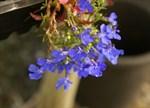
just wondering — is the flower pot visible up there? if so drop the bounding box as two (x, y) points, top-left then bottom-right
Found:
(76, 0), (150, 108)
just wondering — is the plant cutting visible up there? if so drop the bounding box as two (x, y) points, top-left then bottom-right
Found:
(28, 0), (124, 92)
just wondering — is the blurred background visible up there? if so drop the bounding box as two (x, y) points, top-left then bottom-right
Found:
(76, 0), (150, 108)
(0, 0), (150, 108)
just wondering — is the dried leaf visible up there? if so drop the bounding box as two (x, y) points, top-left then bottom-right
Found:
(59, 0), (68, 4)
(30, 13), (42, 21)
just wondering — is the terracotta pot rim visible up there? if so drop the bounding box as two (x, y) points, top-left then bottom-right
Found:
(115, 0), (150, 13)
(117, 52), (150, 66)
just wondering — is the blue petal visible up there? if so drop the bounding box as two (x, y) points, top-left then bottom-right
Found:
(109, 12), (117, 20)
(64, 80), (72, 92)
(102, 46), (124, 65)
(47, 63), (55, 72)
(72, 52), (86, 61)
(82, 35), (94, 45)
(28, 64), (39, 73)
(106, 26), (113, 39)
(59, 55), (66, 61)
(100, 24), (106, 33)
(109, 12), (118, 25)
(78, 70), (88, 78)
(68, 49), (77, 57)
(51, 50), (61, 57)
(64, 63), (72, 74)
(87, 5), (94, 12)
(97, 54), (105, 63)
(111, 47), (122, 56)
(101, 37), (111, 44)
(84, 57), (92, 64)
(29, 73), (42, 80)
(90, 67), (102, 77)
(57, 64), (64, 74)
(40, 65), (48, 72)
(78, 28), (93, 45)
(107, 33), (113, 39)
(72, 64), (79, 72)
(78, 0), (93, 12)
(84, 28), (91, 35)
(95, 42), (104, 51)
(56, 78), (65, 90)
(37, 58), (47, 66)
(78, 0), (84, 5)
(38, 63), (55, 72)
(53, 55), (66, 63)
(114, 33), (121, 40)
(119, 49), (124, 55)
(99, 63), (106, 71)
(110, 56), (118, 65)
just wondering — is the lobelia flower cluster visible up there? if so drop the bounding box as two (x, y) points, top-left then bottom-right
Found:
(28, 0), (124, 91)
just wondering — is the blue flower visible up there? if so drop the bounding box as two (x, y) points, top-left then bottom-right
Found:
(95, 41), (106, 52)
(51, 50), (68, 63)
(108, 12), (118, 26)
(28, 64), (44, 80)
(76, 63), (90, 78)
(97, 54), (105, 64)
(87, 60), (106, 77)
(54, 61), (73, 74)
(37, 58), (55, 72)
(87, 48), (99, 59)
(78, 70), (88, 78)
(106, 25), (121, 40)
(56, 77), (72, 91)
(97, 24), (111, 44)
(37, 57), (47, 66)
(102, 46), (124, 64)
(64, 62), (73, 75)
(97, 24), (121, 45)
(78, 28), (94, 46)
(78, 0), (94, 12)
(27, 0), (125, 92)
(55, 63), (64, 74)
(68, 47), (87, 62)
